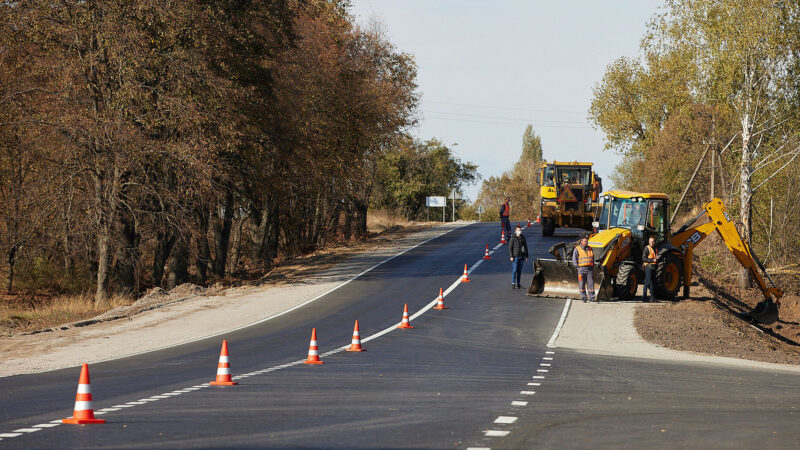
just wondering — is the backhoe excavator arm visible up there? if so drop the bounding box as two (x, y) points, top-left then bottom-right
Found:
(670, 198), (783, 323)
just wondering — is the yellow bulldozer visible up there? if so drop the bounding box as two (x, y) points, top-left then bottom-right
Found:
(528, 190), (782, 325)
(539, 161), (602, 236)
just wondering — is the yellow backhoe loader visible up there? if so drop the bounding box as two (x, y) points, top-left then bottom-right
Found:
(528, 190), (782, 325)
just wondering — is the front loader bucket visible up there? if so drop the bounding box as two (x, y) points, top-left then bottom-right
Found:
(745, 299), (779, 325)
(528, 259), (608, 300)
(527, 259), (581, 299)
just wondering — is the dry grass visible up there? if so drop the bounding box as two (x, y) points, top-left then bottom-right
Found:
(0, 292), (134, 336)
(367, 209), (416, 233)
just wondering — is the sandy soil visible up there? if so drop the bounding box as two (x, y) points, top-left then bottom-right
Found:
(0, 223), (466, 377)
(634, 270), (800, 366)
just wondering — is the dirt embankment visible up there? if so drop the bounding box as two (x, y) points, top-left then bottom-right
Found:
(635, 269), (800, 366)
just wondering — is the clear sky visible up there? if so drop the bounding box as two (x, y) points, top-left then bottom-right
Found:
(349, 0), (664, 201)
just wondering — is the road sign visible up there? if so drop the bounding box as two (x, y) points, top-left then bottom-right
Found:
(426, 196), (446, 207)
(476, 205), (485, 213)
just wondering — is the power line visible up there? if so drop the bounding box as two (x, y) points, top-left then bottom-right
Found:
(423, 109), (587, 125)
(424, 100), (586, 115)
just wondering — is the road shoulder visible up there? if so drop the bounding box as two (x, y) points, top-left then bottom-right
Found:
(556, 300), (800, 373)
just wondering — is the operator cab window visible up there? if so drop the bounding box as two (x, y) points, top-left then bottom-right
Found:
(543, 166), (555, 187)
(647, 199), (666, 243)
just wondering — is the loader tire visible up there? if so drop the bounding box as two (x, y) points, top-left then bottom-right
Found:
(542, 219), (555, 237)
(655, 253), (682, 300)
(614, 263), (638, 300)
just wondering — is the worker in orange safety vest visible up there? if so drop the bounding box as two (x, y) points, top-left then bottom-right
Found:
(642, 235), (658, 302)
(571, 237), (595, 302)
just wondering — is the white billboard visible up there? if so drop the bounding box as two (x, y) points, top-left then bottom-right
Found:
(426, 196), (446, 207)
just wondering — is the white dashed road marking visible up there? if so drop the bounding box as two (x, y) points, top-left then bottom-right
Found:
(520, 390), (536, 395)
(511, 401), (528, 406)
(494, 416), (517, 424)
(484, 430), (510, 437)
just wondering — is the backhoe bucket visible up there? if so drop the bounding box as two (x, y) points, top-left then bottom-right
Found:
(745, 299), (779, 325)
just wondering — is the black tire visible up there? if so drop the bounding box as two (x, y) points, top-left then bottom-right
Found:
(542, 219), (555, 236)
(655, 253), (682, 300)
(614, 263), (638, 300)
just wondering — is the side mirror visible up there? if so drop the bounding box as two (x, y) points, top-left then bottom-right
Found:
(592, 221), (599, 228)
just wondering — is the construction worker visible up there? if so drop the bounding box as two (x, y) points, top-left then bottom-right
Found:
(642, 235), (658, 302)
(572, 237), (595, 301)
(508, 225), (528, 289)
(499, 196), (512, 239)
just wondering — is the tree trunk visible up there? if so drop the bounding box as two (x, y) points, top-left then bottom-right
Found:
(5, 244), (17, 293)
(93, 161), (121, 307)
(212, 190), (235, 278)
(165, 237), (189, 290)
(353, 200), (368, 240)
(195, 205), (211, 284)
(152, 229), (176, 288)
(738, 111), (753, 289)
(114, 210), (139, 295)
(228, 218), (244, 274)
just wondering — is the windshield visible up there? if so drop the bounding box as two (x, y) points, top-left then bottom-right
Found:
(542, 165), (555, 187)
(556, 166), (590, 185)
(598, 196), (646, 231)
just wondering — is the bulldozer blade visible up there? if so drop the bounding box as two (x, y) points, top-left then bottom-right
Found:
(745, 299), (779, 325)
(527, 259), (583, 299)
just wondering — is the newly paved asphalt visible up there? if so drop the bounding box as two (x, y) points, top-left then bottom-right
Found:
(1, 222), (799, 449)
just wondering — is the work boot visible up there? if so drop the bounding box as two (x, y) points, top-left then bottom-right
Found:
(582, 297), (587, 303)
(516, 283), (521, 289)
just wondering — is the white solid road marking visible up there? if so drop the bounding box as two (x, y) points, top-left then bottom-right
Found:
(546, 299), (571, 348)
(520, 391), (536, 395)
(112, 404), (135, 408)
(485, 430), (510, 437)
(494, 416), (517, 424)
(511, 401), (528, 406)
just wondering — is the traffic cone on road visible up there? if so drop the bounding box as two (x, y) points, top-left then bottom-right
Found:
(398, 304), (414, 329)
(536, 214), (541, 224)
(527, 218), (532, 228)
(433, 288), (448, 310)
(483, 244), (491, 260)
(346, 320), (366, 352)
(461, 264), (471, 282)
(500, 230), (507, 244)
(62, 363), (105, 424)
(209, 340), (237, 385)
(304, 328), (324, 364)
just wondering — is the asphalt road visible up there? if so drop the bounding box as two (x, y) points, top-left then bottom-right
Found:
(1, 222), (799, 449)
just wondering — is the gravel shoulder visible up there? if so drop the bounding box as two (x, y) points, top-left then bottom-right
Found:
(0, 223), (467, 378)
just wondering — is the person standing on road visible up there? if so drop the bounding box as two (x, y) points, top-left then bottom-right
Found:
(500, 196), (512, 239)
(642, 235), (658, 302)
(572, 237), (595, 301)
(508, 225), (528, 289)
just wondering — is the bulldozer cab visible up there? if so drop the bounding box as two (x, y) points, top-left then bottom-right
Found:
(596, 192), (669, 246)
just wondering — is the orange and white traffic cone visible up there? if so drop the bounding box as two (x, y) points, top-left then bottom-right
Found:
(433, 288), (448, 310)
(209, 340), (237, 385)
(500, 229), (507, 244)
(62, 363), (105, 424)
(461, 264), (471, 282)
(304, 328), (324, 364)
(346, 320), (366, 352)
(398, 304), (414, 329)
(527, 218), (532, 228)
(536, 214), (541, 224)
(483, 244), (491, 260)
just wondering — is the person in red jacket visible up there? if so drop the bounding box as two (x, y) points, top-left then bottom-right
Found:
(499, 197), (512, 239)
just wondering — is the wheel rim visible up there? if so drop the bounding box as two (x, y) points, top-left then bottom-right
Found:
(664, 263), (679, 291)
